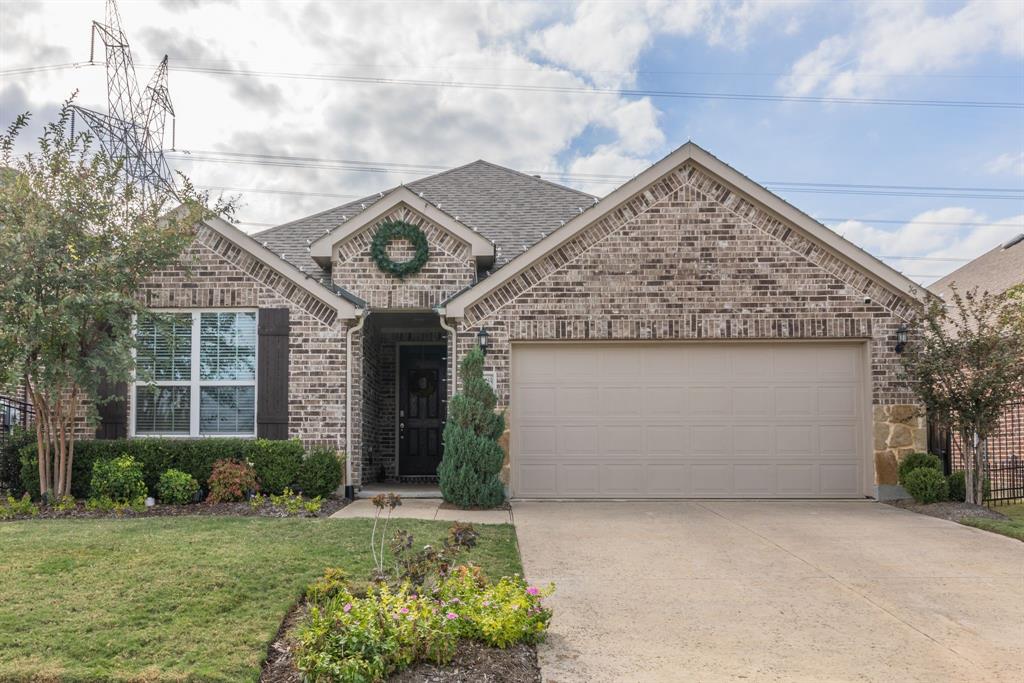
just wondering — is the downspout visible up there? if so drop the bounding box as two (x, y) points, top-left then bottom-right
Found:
(344, 308), (368, 500)
(437, 308), (458, 392)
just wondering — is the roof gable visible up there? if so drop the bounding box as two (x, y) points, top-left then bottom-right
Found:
(254, 160), (594, 279)
(442, 142), (928, 319)
(308, 186), (495, 268)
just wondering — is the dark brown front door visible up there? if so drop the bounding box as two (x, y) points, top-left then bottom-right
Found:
(398, 345), (447, 476)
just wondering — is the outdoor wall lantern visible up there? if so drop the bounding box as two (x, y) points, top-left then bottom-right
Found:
(895, 324), (908, 354)
(477, 327), (490, 356)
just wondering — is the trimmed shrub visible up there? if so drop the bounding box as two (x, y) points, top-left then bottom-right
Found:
(90, 454), (147, 502)
(438, 348), (506, 509)
(249, 438), (303, 495)
(19, 438), (256, 500)
(156, 469), (200, 505)
(297, 447), (343, 497)
(903, 467), (949, 504)
(946, 471), (991, 502)
(0, 425), (33, 495)
(897, 451), (942, 486)
(207, 459), (259, 503)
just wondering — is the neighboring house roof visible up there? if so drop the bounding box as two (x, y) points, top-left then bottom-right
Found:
(929, 234), (1024, 300)
(442, 142), (929, 318)
(254, 160), (595, 281)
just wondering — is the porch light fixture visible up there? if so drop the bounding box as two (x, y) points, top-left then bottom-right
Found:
(895, 324), (908, 354)
(477, 327), (490, 356)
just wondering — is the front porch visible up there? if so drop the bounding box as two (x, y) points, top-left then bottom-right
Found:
(359, 311), (451, 485)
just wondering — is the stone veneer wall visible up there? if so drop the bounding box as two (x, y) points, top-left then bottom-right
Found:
(451, 161), (924, 490)
(333, 204), (478, 309)
(873, 404), (928, 486)
(138, 224), (352, 457)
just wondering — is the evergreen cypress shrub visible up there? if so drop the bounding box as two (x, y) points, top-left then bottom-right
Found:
(297, 447), (343, 497)
(903, 467), (949, 504)
(438, 348), (506, 509)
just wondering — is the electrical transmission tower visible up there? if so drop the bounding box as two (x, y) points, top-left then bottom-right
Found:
(72, 0), (175, 198)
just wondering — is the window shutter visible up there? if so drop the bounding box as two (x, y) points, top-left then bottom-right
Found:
(257, 308), (289, 440)
(95, 377), (128, 439)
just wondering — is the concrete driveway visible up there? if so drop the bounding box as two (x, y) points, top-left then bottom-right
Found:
(513, 501), (1024, 682)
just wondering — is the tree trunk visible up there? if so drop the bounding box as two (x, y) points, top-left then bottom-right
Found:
(32, 386), (47, 501)
(975, 433), (988, 505)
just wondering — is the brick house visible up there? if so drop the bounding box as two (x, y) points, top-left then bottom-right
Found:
(929, 234), (1024, 484)
(108, 142), (928, 499)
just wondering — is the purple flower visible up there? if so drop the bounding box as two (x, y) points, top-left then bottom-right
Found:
(451, 598), (461, 604)
(446, 612), (459, 620)
(343, 603), (352, 613)
(526, 586), (540, 596)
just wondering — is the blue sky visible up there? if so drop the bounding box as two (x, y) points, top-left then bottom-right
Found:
(1, 0), (1022, 285)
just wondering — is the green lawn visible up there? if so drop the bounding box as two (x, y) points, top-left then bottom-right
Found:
(962, 502), (1024, 541)
(0, 516), (521, 682)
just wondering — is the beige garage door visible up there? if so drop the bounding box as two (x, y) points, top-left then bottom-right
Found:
(511, 342), (867, 498)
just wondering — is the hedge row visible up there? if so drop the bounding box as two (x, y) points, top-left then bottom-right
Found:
(19, 438), (342, 500)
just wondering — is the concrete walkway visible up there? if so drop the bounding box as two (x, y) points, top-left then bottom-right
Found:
(331, 498), (513, 524)
(513, 500), (1024, 683)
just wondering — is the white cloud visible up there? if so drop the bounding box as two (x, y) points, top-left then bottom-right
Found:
(780, 0), (1024, 98)
(986, 151), (1024, 176)
(830, 208), (1024, 285)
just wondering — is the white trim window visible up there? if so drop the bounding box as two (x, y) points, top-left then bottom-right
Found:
(132, 310), (258, 437)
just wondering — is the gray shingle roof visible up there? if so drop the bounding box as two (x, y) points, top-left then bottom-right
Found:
(253, 160), (596, 282)
(930, 234), (1024, 300)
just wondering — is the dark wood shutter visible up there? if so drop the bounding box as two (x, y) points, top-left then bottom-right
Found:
(95, 377), (128, 439)
(257, 308), (290, 440)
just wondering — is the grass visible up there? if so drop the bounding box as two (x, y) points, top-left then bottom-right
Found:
(962, 502), (1024, 542)
(0, 516), (521, 682)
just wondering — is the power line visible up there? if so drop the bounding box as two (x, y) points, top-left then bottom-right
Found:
(170, 151), (1024, 200)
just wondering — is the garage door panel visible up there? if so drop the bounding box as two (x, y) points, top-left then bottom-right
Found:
(602, 386), (644, 416)
(820, 464), (860, 495)
(644, 386), (687, 415)
(518, 386), (556, 416)
(646, 464), (689, 495)
(777, 464), (817, 494)
(512, 343), (866, 498)
(689, 387), (732, 415)
(692, 425), (733, 454)
(601, 464), (645, 496)
(560, 425), (599, 454)
(647, 425), (689, 454)
(561, 464), (600, 495)
(600, 424), (645, 454)
(734, 464), (777, 495)
(558, 386), (600, 416)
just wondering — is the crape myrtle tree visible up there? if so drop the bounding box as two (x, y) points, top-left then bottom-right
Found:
(901, 286), (1024, 505)
(438, 347), (506, 508)
(0, 97), (233, 500)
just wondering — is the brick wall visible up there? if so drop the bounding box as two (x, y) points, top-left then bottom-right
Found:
(139, 224), (351, 453)
(333, 205), (477, 309)
(450, 162), (921, 488)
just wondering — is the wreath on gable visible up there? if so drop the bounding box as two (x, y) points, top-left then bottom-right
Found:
(370, 220), (430, 279)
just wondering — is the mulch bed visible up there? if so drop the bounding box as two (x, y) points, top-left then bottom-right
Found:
(0, 497), (349, 521)
(885, 499), (1009, 522)
(259, 603), (541, 683)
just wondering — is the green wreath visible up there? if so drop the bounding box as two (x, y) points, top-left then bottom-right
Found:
(370, 220), (429, 279)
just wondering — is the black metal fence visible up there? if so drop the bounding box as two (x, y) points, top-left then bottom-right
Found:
(930, 401), (1024, 505)
(1, 395), (35, 494)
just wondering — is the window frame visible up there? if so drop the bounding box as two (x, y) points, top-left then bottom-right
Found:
(130, 308), (259, 438)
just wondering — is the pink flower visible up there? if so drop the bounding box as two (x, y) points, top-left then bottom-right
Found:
(446, 612), (459, 620)
(526, 586), (540, 596)
(343, 603), (352, 613)
(410, 594), (418, 599)
(482, 600), (490, 607)
(451, 598), (461, 604)
(399, 607), (410, 614)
